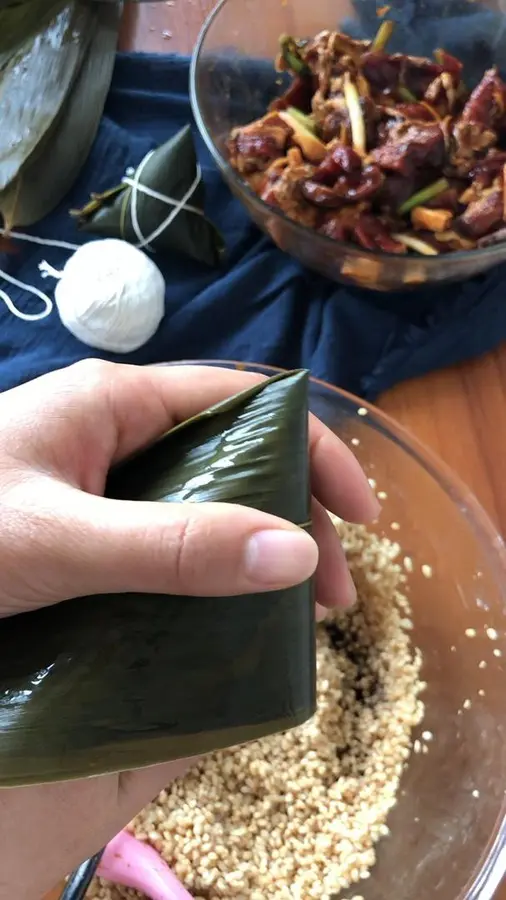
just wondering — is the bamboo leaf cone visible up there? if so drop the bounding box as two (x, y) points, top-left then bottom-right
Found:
(72, 125), (225, 266)
(0, 371), (316, 787)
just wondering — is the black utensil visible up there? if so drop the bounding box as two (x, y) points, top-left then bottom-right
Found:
(59, 850), (104, 900)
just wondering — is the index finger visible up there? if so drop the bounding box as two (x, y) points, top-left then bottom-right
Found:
(308, 414), (380, 523)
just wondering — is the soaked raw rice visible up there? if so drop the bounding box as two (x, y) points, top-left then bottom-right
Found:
(88, 521), (425, 900)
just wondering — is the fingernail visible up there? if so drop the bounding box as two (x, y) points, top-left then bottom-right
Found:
(315, 603), (328, 622)
(367, 490), (382, 521)
(245, 529), (319, 587)
(344, 570), (357, 607)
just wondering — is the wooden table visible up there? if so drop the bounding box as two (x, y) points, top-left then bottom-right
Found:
(43, 5), (506, 899)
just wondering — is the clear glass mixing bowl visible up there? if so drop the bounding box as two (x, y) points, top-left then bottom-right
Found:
(190, 0), (506, 292)
(166, 360), (506, 900)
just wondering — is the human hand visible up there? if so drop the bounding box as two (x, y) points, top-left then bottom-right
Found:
(0, 360), (378, 899)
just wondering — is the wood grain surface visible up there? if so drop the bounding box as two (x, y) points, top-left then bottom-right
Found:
(42, 5), (506, 899)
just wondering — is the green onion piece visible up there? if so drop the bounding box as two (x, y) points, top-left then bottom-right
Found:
(371, 20), (394, 52)
(392, 233), (439, 255)
(343, 72), (366, 154)
(398, 85), (418, 103)
(279, 34), (308, 75)
(433, 48), (445, 65)
(286, 106), (316, 134)
(398, 178), (450, 215)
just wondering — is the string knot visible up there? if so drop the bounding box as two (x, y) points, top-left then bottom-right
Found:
(121, 150), (204, 253)
(39, 260), (63, 280)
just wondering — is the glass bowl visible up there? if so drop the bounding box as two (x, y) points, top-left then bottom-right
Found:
(190, 0), (506, 292)
(166, 360), (506, 900)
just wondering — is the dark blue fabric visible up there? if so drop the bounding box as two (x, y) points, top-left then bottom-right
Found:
(2, 0), (506, 400)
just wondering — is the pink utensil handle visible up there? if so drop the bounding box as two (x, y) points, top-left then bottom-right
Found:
(98, 830), (193, 900)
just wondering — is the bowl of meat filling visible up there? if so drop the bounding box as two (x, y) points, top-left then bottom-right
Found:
(190, 0), (506, 290)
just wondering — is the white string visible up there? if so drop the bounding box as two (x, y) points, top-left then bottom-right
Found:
(122, 148), (204, 252)
(123, 152), (204, 217)
(0, 269), (53, 321)
(0, 231), (78, 322)
(0, 228), (79, 252)
(39, 260), (63, 280)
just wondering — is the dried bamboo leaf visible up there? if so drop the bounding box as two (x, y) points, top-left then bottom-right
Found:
(0, 371), (315, 787)
(0, 0), (94, 194)
(0, 1), (120, 229)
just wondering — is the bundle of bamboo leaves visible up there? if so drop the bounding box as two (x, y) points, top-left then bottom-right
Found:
(0, 0), (120, 232)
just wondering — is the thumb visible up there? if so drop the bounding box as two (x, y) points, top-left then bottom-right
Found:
(52, 490), (319, 601)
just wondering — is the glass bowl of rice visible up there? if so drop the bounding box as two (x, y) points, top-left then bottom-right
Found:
(190, 0), (506, 291)
(89, 361), (506, 900)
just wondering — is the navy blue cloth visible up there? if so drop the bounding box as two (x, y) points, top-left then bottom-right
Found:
(2, 0), (506, 400)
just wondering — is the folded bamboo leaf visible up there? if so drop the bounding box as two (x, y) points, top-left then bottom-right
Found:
(0, 1), (120, 229)
(0, 370), (315, 787)
(71, 125), (226, 267)
(0, 0), (94, 195)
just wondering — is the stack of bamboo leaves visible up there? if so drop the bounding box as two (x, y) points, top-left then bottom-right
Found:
(0, 0), (120, 232)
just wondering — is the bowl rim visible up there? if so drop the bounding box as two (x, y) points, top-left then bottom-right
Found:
(189, 0), (506, 269)
(164, 358), (506, 900)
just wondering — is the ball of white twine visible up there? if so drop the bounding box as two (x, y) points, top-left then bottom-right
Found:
(50, 239), (166, 353)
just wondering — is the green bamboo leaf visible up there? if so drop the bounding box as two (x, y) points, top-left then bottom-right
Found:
(0, 0), (94, 195)
(72, 125), (226, 267)
(0, 0), (68, 64)
(0, 1), (120, 229)
(0, 371), (315, 787)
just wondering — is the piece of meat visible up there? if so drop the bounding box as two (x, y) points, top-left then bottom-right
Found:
(390, 102), (437, 122)
(375, 172), (420, 213)
(361, 48), (462, 103)
(361, 51), (403, 92)
(402, 55), (446, 97)
(312, 143), (363, 183)
(360, 51), (445, 98)
(260, 161), (321, 228)
(311, 96), (344, 142)
(470, 151), (506, 188)
(452, 69), (506, 165)
(301, 165), (383, 206)
(318, 214), (350, 241)
(228, 115), (292, 175)
(270, 75), (316, 114)
(371, 121), (445, 176)
(312, 92), (380, 145)
(457, 186), (504, 239)
(352, 214), (406, 252)
(460, 68), (505, 126)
